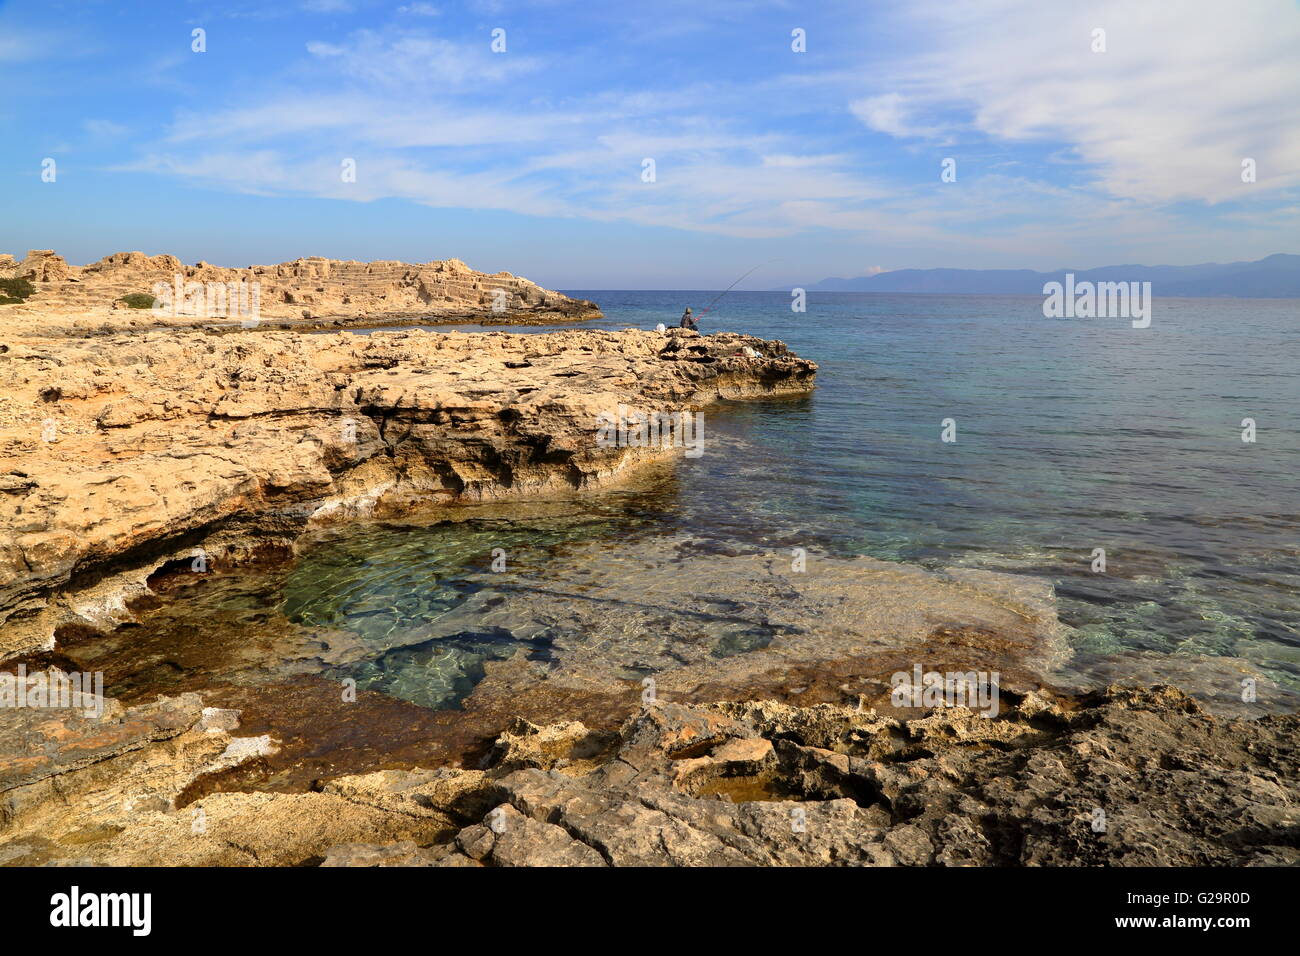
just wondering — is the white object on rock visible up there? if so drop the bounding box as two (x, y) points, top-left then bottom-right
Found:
(198, 706), (241, 733)
(655, 323), (666, 333)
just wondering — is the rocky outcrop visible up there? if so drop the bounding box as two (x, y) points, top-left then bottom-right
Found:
(0, 674), (463, 865)
(5, 251), (1291, 871)
(431, 686), (1300, 867)
(5, 250), (71, 283)
(0, 250), (600, 334)
(0, 327), (817, 656)
(2, 681), (1294, 866)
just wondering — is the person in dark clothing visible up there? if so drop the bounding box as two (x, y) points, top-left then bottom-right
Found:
(679, 307), (699, 331)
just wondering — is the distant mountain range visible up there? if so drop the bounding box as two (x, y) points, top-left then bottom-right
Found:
(801, 253), (1300, 297)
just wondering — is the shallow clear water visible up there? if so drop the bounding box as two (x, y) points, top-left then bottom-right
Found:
(501, 292), (1300, 681)
(78, 293), (1300, 714)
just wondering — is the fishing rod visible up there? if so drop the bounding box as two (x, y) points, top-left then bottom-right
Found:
(698, 259), (779, 314)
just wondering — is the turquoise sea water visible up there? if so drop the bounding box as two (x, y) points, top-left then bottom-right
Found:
(72, 292), (1300, 712)
(540, 292), (1300, 674)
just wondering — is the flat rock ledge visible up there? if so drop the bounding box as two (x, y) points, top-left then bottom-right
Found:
(0, 327), (816, 657)
(1, 681), (1294, 866)
(0, 250), (601, 336)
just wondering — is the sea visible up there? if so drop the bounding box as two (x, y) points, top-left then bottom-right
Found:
(55, 292), (1300, 714)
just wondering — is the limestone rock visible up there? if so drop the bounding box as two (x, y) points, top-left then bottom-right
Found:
(0, 327), (816, 656)
(10, 250), (70, 283)
(0, 249), (601, 335)
(2, 683), (1294, 866)
(420, 684), (1300, 867)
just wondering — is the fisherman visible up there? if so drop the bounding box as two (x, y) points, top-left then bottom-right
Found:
(680, 260), (775, 334)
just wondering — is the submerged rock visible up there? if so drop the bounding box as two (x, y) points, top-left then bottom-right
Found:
(0, 328), (816, 656)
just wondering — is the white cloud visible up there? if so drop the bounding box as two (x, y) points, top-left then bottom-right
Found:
(300, 0), (354, 12)
(0, 26), (62, 62)
(304, 28), (537, 88)
(849, 93), (935, 139)
(761, 154), (848, 168)
(83, 119), (127, 139)
(853, 0), (1300, 204)
(118, 7), (1300, 257)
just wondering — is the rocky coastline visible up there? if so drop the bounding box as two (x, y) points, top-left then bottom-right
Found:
(1, 680), (1294, 866)
(2, 256), (1296, 867)
(0, 249), (601, 336)
(0, 322), (816, 657)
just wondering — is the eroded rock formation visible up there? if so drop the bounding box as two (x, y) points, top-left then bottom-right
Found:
(3, 253), (1293, 869)
(0, 327), (816, 656)
(0, 249), (600, 334)
(2, 680), (1293, 866)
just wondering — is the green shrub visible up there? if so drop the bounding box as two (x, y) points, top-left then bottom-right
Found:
(117, 292), (157, 309)
(0, 277), (35, 305)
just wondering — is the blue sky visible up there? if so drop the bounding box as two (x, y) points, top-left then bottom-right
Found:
(2, 0), (1298, 288)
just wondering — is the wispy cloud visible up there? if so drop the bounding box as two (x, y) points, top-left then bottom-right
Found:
(83, 119), (128, 140)
(849, 93), (937, 140)
(126, 25), (898, 238)
(303, 28), (539, 87)
(849, 0), (1300, 204)
(300, 0), (355, 13)
(49, 1), (1300, 267)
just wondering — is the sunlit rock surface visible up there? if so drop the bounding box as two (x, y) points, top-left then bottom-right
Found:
(0, 327), (816, 656)
(2, 681), (1295, 866)
(0, 249), (600, 335)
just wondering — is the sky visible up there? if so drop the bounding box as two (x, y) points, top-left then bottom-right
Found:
(2, 0), (1298, 289)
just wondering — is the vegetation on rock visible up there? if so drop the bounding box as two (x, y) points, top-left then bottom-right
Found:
(0, 277), (35, 304)
(117, 292), (158, 309)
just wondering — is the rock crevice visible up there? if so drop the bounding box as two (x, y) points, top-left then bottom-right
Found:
(3, 681), (1293, 866)
(0, 327), (817, 655)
